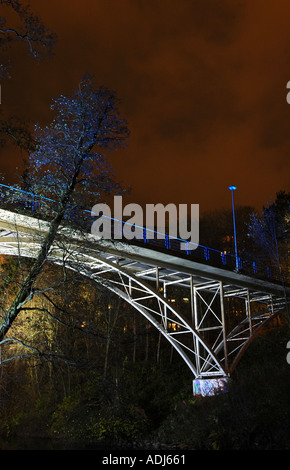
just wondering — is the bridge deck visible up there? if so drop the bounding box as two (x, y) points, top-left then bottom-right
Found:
(0, 208), (288, 302)
(0, 182), (288, 286)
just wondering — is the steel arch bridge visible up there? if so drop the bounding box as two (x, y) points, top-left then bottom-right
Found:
(0, 184), (288, 394)
(0, 210), (288, 384)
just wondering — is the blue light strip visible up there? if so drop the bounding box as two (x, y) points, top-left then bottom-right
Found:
(0, 183), (282, 283)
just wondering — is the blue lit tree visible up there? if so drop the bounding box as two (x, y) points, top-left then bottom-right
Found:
(0, 75), (130, 342)
(25, 74), (128, 207)
(248, 191), (289, 282)
(248, 191), (289, 325)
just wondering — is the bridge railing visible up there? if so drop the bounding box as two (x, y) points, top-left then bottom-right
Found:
(0, 183), (287, 285)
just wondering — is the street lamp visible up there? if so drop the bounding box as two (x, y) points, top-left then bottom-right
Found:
(228, 186), (239, 271)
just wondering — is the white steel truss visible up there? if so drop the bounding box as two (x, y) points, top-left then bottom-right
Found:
(0, 208), (288, 379)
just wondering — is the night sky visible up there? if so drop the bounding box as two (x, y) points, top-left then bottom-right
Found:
(1, 0), (290, 214)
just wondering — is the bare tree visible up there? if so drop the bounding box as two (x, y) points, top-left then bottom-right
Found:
(0, 1), (56, 155)
(0, 0), (56, 78)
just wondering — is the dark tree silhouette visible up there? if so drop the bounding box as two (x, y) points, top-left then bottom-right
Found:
(0, 0), (56, 78)
(0, 1), (56, 152)
(248, 191), (289, 282)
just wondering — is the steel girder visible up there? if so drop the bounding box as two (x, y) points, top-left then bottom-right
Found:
(0, 209), (288, 379)
(0, 239), (226, 378)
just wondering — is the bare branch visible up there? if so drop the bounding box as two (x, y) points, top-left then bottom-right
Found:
(0, 336), (77, 366)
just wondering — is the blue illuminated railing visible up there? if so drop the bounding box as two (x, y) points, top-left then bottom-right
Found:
(0, 183), (286, 285)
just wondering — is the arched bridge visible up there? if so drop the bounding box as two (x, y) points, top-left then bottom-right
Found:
(0, 184), (288, 395)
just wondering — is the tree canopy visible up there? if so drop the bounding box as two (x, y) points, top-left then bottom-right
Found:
(25, 75), (129, 207)
(0, 76), (130, 343)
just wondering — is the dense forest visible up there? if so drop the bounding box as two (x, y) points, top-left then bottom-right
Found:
(0, 278), (289, 450)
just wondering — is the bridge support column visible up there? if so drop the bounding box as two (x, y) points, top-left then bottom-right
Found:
(190, 274), (194, 325)
(156, 266), (159, 291)
(193, 281), (201, 376)
(193, 280), (228, 378)
(246, 288), (253, 336)
(220, 281), (229, 374)
(163, 281), (168, 331)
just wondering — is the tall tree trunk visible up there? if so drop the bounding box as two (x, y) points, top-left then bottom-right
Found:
(132, 312), (136, 363)
(0, 210), (65, 341)
(156, 331), (161, 364)
(0, 157), (84, 342)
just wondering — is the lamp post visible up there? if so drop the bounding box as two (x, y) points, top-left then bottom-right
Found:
(228, 186), (239, 271)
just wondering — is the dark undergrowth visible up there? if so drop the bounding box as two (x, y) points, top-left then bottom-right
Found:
(1, 325), (290, 450)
